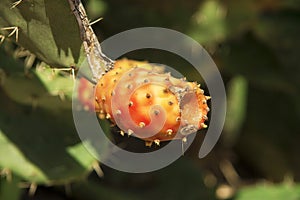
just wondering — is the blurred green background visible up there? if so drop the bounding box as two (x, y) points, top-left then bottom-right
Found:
(0, 0), (300, 199)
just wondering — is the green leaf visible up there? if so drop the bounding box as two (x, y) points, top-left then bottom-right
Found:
(189, 0), (227, 44)
(223, 75), (248, 146)
(236, 182), (300, 200)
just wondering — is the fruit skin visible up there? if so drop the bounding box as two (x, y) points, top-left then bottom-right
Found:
(94, 58), (210, 145)
(78, 77), (99, 112)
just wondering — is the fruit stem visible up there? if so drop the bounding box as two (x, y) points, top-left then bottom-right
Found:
(68, 0), (114, 82)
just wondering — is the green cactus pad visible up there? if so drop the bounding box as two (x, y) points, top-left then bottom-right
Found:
(0, 47), (99, 185)
(0, 0), (85, 68)
(0, 86), (97, 185)
(0, 47), (73, 109)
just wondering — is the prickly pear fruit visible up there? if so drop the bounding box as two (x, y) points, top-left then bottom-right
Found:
(78, 77), (99, 111)
(67, 0), (210, 145)
(94, 58), (210, 146)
